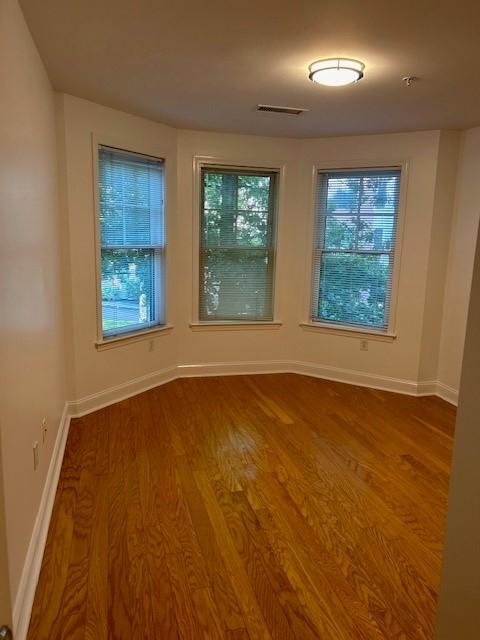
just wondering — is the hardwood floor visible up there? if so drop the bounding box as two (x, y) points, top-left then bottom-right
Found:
(27, 374), (456, 639)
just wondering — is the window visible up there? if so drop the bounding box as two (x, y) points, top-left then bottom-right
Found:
(97, 146), (165, 338)
(311, 168), (401, 332)
(199, 167), (277, 322)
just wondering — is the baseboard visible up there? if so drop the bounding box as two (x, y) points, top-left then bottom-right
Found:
(435, 381), (459, 406)
(67, 365), (177, 416)
(293, 360), (422, 396)
(68, 360), (458, 418)
(13, 403), (71, 640)
(176, 360), (292, 378)
(416, 380), (439, 397)
(417, 380), (458, 405)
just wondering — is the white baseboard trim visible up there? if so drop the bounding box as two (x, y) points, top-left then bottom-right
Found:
(293, 360), (421, 396)
(68, 362), (292, 417)
(13, 402), (71, 640)
(417, 380), (458, 405)
(68, 365), (177, 417)
(435, 381), (459, 406)
(68, 360), (458, 418)
(416, 380), (439, 397)
(179, 363), (459, 406)
(177, 360), (292, 378)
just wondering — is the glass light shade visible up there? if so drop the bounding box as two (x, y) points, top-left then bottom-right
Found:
(309, 58), (365, 86)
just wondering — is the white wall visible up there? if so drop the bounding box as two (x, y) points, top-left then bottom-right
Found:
(438, 127), (480, 393)
(418, 131), (460, 384)
(436, 222), (480, 639)
(0, 0), (67, 611)
(297, 131), (456, 384)
(61, 94), (464, 403)
(1, 4), (477, 633)
(59, 94), (178, 401)
(176, 129), (300, 367)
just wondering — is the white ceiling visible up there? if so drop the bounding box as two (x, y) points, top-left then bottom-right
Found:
(20, 0), (480, 137)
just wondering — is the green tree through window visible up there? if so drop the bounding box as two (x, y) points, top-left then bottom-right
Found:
(98, 146), (165, 337)
(200, 168), (277, 321)
(313, 169), (401, 330)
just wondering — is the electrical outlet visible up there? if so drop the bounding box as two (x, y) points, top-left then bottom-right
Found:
(33, 441), (39, 470)
(149, 340), (155, 352)
(42, 417), (47, 443)
(360, 339), (369, 351)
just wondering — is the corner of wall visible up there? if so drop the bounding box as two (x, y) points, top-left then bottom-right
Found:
(436, 127), (480, 394)
(436, 216), (480, 638)
(55, 91), (77, 401)
(0, 0), (70, 628)
(418, 130), (461, 389)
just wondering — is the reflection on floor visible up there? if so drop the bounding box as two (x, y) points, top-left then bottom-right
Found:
(28, 373), (455, 639)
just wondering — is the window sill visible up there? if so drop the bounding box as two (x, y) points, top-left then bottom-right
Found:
(95, 324), (174, 350)
(299, 321), (396, 342)
(190, 321), (283, 332)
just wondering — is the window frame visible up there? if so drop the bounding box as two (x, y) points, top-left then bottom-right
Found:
(92, 135), (170, 345)
(192, 157), (283, 327)
(303, 160), (408, 339)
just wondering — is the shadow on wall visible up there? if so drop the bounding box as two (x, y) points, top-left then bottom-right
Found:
(436, 222), (480, 639)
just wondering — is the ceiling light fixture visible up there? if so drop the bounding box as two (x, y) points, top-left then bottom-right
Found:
(308, 58), (365, 87)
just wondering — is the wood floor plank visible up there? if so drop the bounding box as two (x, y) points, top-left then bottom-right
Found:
(166, 551), (202, 639)
(49, 414), (98, 640)
(145, 524), (179, 639)
(107, 401), (134, 639)
(28, 374), (455, 640)
(190, 464), (273, 640)
(123, 413), (157, 640)
(246, 377), (445, 582)
(27, 417), (89, 640)
(175, 454), (250, 635)
(216, 486), (322, 640)
(84, 477), (109, 640)
(247, 474), (395, 639)
(191, 587), (226, 640)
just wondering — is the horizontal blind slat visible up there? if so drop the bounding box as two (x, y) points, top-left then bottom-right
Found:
(199, 168), (277, 321)
(312, 168), (401, 331)
(98, 146), (165, 336)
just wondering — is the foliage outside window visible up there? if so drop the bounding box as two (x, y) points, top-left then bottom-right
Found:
(312, 168), (401, 331)
(98, 146), (165, 338)
(199, 167), (277, 321)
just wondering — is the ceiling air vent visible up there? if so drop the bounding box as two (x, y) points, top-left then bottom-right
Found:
(257, 104), (308, 115)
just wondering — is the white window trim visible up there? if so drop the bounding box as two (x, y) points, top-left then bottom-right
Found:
(95, 324), (174, 350)
(299, 321), (396, 342)
(189, 321), (283, 332)
(301, 158), (409, 338)
(191, 155), (285, 326)
(91, 133), (172, 344)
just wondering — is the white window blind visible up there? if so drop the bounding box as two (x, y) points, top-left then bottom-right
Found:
(97, 146), (165, 338)
(312, 168), (401, 331)
(199, 167), (277, 321)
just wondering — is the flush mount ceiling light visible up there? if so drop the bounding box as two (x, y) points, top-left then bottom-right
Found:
(308, 58), (365, 87)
